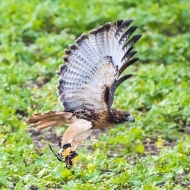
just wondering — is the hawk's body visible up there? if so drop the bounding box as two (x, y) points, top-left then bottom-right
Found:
(27, 19), (141, 168)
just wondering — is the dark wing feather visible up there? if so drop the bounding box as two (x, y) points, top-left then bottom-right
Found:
(116, 74), (133, 88)
(118, 58), (139, 76)
(57, 20), (141, 112)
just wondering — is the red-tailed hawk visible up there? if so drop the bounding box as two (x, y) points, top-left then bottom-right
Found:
(26, 19), (141, 169)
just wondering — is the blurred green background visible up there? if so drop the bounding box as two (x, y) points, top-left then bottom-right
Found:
(0, 0), (190, 189)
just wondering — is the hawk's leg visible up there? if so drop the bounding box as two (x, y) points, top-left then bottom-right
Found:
(60, 119), (92, 168)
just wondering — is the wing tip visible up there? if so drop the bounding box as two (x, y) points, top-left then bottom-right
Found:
(64, 49), (72, 55)
(123, 19), (133, 26)
(103, 22), (111, 31)
(116, 74), (133, 88)
(114, 19), (124, 26)
(56, 63), (67, 75)
(89, 29), (97, 35)
(69, 44), (78, 51)
(63, 56), (69, 63)
(76, 33), (89, 45)
(97, 25), (105, 33)
(130, 34), (142, 44)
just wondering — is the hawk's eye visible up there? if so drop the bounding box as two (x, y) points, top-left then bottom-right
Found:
(125, 114), (130, 117)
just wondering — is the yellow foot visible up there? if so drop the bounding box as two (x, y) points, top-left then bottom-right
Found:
(49, 143), (78, 169)
(65, 151), (78, 169)
(58, 143), (72, 159)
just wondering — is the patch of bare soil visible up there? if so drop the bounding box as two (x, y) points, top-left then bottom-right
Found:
(28, 128), (106, 150)
(28, 128), (61, 149)
(143, 139), (175, 156)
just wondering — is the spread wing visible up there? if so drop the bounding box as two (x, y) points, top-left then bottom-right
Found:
(57, 20), (141, 112)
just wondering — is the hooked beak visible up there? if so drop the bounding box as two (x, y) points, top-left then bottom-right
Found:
(127, 115), (135, 122)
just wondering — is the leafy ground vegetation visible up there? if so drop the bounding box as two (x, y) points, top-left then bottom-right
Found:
(1, 0), (190, 189)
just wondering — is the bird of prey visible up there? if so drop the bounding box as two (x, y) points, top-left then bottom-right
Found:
(26, 19), (141, 169)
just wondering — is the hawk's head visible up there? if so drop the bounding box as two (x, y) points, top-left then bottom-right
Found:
(110, 109), (135, 124)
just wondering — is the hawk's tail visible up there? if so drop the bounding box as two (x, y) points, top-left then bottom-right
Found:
(26, 111), (74, 130)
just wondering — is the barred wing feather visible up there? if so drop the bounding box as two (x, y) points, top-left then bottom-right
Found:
(57, 19), (141, 112)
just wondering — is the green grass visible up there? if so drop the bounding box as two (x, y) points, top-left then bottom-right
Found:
(1, 0), (190, 189)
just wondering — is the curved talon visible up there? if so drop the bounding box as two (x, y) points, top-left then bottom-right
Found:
(49, 143), (71, 162)
(49, 144), (64, 162)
